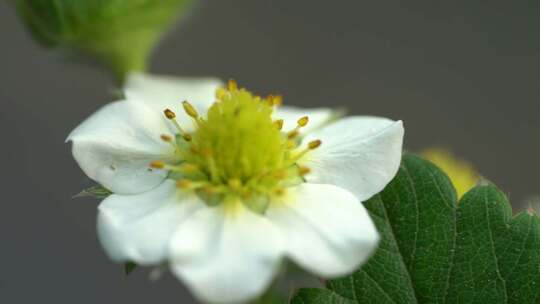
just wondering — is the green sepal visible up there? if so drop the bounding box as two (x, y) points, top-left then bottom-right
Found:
(124, 262), (137, 275)
(74, 184), (112, 199)
(14, 0), (194, 82)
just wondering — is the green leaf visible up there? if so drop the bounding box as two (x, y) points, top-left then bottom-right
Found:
(249, 289), (286, 304)
(73, 185), (112, 199)
(446, 185), (540, 303)
(291, 289), (355, 304)
(291, 154), (540, 304)
(124, 262), (137, 275)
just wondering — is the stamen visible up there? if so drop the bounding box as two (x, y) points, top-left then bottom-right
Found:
(163, 108), (189, 137)
(297, 116), (309, 127)
(182, 101), (199, 118)
(288, 129), (299, 139)
(298, 166), (311, 176)
(149, 160), (166, 169)
(274, 119), (284, 130)
(160, 134), (173, 142)
(273, 95), (283, 106)
(265, 95), (275, 106)
(160, 134), (178, 149)
(287, 116), (309, 138)
(228, 79), (238, 91)
(164, 109), (176, 119)
(163, 163), (200, 173)
(183, 134), (192, 141)
(308, 139), (322, 149)
(286, 139), (323, 165)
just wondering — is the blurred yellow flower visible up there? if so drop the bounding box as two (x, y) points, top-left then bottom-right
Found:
(421, 148), (478, 199)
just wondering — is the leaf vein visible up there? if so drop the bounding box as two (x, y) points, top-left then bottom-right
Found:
(483, 189), (508, 303)
(361, 270), (398, 304)
(379, 190), (419, 303)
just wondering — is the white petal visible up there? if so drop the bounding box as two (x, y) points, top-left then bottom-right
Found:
(125, 73), (223, 132)
(301, 116), (404, 202)
(273, 105), (334, 133)
(169, 202), (283, 304)
(97, 180), (202, 265)
(67, 100), (175, 194)
(266, 183), (379, 278)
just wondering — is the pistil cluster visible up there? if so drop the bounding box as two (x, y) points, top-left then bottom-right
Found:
(150, 80), (321, 213)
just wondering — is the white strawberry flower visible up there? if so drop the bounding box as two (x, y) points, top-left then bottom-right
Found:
(67, 73), (404, 304)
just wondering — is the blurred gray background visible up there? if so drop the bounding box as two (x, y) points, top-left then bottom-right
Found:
(1, 1), (539, 303)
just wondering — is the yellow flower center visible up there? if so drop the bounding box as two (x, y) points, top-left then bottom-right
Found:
(151, 80), (321, 213)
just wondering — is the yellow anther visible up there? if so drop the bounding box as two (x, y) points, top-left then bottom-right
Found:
(265, 95), (275, 106)
(183, 134), (192, 141)
(176, 179), (192, 189)
(149, 160), (166, 169)
(182, 101), (199, 118)
(298, 166), (311, 176)
(163, 107), (189, 135)
(273, 95), (283, 106)
(274, 119), (284, 130)
(164, 109), (176, 119)
(215, 87), (227, 100)
(228, 79), (238, 91)
(308, 139), (322, 149)
(288, 130), (299, 139)
(160, 134), (173, 142)
(297, 116), (309, 127)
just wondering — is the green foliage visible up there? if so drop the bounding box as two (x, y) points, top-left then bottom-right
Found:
(14, 0), (194, 81)
(291, 154), (540, 304)
(250, 288), (287, 304)
(291, 289), (354, 304)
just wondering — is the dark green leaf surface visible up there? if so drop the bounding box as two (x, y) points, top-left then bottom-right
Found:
(291, 289), (355, 304)
(446, 186), (540, 303)
(291, 154), (540, 304)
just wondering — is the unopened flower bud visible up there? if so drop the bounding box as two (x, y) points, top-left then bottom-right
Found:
(14, 0), (195, 82)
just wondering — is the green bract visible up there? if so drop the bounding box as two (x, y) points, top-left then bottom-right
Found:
(291, 154), (540, 304)
(14, 0), (193, 81)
